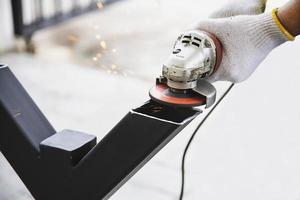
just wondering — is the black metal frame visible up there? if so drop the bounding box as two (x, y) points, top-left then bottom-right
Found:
(11, 0), (120, 39)
(0, 65), (200, 200)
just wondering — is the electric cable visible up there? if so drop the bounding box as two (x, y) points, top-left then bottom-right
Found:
(179, 83), (235, 200)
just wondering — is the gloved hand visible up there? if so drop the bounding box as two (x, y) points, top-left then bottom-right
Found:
(192, 0), (293, 83)
(210, 0), (267, 18)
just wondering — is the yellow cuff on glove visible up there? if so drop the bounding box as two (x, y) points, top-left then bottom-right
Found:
(272, 8), (295, 41)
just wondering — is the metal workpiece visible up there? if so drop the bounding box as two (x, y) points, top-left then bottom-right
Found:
(40, 130), (97, 167)
(0, 64), (8, 69)
(0, 66), (201, 200)
(74, 102), (200, 200)
(0, 66), (57, 199)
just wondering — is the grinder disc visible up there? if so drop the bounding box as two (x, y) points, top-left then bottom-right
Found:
(149, 83), (206, 107)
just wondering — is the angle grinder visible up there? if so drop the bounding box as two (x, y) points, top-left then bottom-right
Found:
(149, 30), (222, 108)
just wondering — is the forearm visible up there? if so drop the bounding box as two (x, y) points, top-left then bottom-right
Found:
(278, 0), (300, 37)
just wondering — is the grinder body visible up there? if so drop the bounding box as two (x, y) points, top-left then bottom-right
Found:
(149, 30), (222, 108)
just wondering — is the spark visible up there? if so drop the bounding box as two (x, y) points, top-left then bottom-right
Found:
(100, 41), (107, 49)
(112, 48), (117, 53)
(122, 72), (128, 77)
(92, 57), (98, 61)
(111, 64), (117, 70)
(67, 34), (79, 44)
(93, 25), (99, 30)
(97, 2), (104, 9)
(96, 34), (101, 40)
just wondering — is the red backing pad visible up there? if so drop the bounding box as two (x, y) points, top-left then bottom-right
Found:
(149, 84), (206, 108)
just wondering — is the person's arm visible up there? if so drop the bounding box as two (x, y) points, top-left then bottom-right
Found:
(278, 0), (300, 37)
(191, 0), (298, 83)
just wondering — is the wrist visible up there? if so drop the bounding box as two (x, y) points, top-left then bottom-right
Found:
(245, 12), (288, 51)
(277, 0), (300, 37)
(271, 8), (295, 41)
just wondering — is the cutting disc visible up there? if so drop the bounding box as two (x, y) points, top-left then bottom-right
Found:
(149, 83), (206, 107)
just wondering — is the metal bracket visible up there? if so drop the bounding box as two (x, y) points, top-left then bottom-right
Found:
(192, 79), (216, 108)
(0, 65), (201, 200)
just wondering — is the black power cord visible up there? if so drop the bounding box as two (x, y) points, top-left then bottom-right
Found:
(179, 83), (235, 200)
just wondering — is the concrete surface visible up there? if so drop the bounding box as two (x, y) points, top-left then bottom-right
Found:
(1, 0), (300, 199)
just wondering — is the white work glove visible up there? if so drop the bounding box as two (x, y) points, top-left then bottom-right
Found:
(210, 0), (267, 18)
(192, 0), (292, 83)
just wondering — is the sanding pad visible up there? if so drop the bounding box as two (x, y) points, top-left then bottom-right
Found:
(149, 83), (206, 108)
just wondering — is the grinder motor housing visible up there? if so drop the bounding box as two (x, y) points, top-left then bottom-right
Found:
(149, 30), (222, 108)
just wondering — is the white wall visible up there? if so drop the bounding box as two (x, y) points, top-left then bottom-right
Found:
(0, 0), (14, 52)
